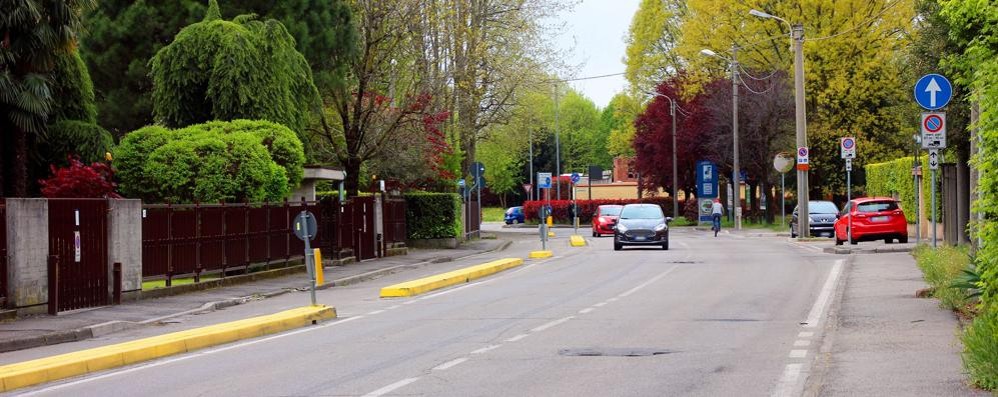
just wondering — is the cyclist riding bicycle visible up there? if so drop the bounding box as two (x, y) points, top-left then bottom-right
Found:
(711, 198), (724, 237)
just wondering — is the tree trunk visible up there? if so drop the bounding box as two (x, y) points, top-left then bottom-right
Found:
(10, 126), (28, 197)
(343, 157), (362, 198)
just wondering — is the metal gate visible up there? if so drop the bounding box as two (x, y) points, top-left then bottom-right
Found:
(48, 199), (109, 312)
(354, 197), (377, 260)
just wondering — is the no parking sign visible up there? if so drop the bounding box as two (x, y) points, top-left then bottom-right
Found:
(840, 137), (856, 159)
(796, 147), (809, 171)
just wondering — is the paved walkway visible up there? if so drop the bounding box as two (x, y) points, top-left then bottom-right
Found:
(807, 252), (987, 396)
(0, 238), (511, 353)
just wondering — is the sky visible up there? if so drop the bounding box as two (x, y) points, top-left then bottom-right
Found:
(552, 0), (641, 109)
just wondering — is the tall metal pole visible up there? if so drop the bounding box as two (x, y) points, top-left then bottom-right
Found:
(671, 99), (679, 218)
(555, 85), (561, 201)
(731, 44), (741, 230)
(529, 130), (534, 201)
(781, 173), (786, 227)
(793, 23), (809, 238)
(914, 137), (920, 244)
(932, 167), (937, 248)
(847, 160), (853, 244)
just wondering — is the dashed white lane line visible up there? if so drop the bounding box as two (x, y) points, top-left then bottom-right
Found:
(470, 345), (501, 354)
(771, 364), (803, 397)
(593, 302), (607, 307)
(803, 259), (844, 328)
(618, 265), (679, 298)
(368, 310), (385, 315)
(789, 350), (808, 358)
(578, 308), (594, 314)
(531, 316), (575, 333)
(363, 377), (421, 397)
(798, 331), (814, 338)
(607, 297), (619, 302)
(505, 334), (529, 342)
(387, 305), (401, 310)
(793, 340), (811, 347)
(432, 358), (469, 371)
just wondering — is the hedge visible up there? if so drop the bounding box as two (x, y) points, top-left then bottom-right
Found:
(523, 197), (678, 224)
(404, 192), (461, 240)
(864, 155), (940, 224)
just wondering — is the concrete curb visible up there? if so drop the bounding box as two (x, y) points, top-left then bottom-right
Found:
(0, 239), (515, 354)
(822, 245), (914, 255)
(0, 305), (335, 393)
(380, 258), (524, 297)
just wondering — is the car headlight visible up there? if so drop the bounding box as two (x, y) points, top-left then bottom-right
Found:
(654, 223), (667, 232)
(599, 216), (608, 223)
(808, 216), (815, 223)
(616, 224), (628, 233)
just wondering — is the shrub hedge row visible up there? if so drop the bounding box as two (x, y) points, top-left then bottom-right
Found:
(404, 192), (461, 240)
(522, 197), (679, 223)
(864, 155), (940, 223)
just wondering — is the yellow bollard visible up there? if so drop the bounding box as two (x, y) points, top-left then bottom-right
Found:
(547, 216), (553, 227)
(313, 248), (324, 285)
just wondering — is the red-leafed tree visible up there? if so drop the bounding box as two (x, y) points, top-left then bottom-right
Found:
(39, 156), (122, 199)
(633, 76), (712, 201)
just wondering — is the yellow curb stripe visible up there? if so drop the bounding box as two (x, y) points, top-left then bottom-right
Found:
(379, 258), (524, 298)
(0, 305), (335, 392)
(528, 250), (553, 259)
(569, 235), (586, 247)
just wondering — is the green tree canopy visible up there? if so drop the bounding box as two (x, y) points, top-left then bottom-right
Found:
(150, 1), (320, 138)
(603, 92), (643, 158)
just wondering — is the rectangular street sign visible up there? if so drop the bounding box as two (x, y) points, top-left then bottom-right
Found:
(928, 149), (940, 170)
(845, 159), (852, 171)
(840, 137), (856, 159)
(921, 112), (946, 149)
(796, 147), (810, 171)
(537, 172), (552, 189)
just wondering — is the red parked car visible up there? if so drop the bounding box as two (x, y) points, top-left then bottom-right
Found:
(834, 197), (909, 245)
(592, 205), (624, 237)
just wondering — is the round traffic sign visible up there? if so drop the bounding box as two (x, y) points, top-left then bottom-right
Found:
(293, 211), (317, 241)
(914, 74), (952, 110)
(923, 114), (944, 133)
(798, 147), (808, 157)
(842, 137), (855, 149)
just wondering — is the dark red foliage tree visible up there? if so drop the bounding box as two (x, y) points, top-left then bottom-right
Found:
(39, 156), (122, 199)
(633, 76), (712, 200)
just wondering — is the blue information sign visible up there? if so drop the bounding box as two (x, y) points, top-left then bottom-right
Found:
(914, 74), (952, 110)
(696, 161), (719, 222)
(570, 172), (581, 184)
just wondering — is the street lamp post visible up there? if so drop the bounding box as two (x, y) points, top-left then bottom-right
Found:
(751, 9), (809, 238)
(645, 91), (681, 218)
(700, 47), (742, 230)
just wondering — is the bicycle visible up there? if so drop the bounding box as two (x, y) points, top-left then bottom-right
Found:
(711, 213), (721, 237)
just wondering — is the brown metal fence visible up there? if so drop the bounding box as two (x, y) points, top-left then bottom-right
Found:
(465, 199), (481, 239)
(142, 201), (320, 284)
(383, 198), (407, 246)
(48, 199), (109, 312)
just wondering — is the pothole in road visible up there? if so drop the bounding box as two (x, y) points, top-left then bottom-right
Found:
(558, 348), (675, 357)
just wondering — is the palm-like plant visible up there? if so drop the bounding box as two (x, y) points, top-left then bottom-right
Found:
(0, 0), (95, 196)
(951, 262), (983, 302)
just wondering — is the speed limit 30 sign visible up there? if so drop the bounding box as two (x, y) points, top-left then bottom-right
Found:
(840, 137), (856, 159)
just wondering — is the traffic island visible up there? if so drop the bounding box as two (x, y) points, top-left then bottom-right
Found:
(528, 250), (553, 259)
(0, 305), (336, 393)
(569, 235), (586, 247)
(379, 258), (524, 297)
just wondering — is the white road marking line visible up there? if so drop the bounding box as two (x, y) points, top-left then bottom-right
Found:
(388, 305), (401, 310)
(803, 259), (844, 328)
(403, 300), (418, 305)
(505, 334), (529, 342)
(578, 308), (594, 314)
(789, 350), (808, 358)
(798, 331), (814, 338)
(531, 316), (574, 333)
(470, 344), (502, 354)
(368, 310), (385, 315)
(619, 265), (679, 297)
(18, 315), (368, 396)
(770, 364), (803, 397)
(593, 302), (607, 307)
(607, 297), (618, 302)
(363, 377), (420, 397)
(432, 358), (469, 371)
(793, 340), (811, 347)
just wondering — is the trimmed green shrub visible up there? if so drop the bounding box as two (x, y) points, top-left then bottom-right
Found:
(405, 193), (461, 240)
(150, 0), (319, 138)
(963, 306), (998, 390)
(912, 244), (974, 314)
(864, 155), (940, 223)
(40, 120), (115, 165)
(115, 120), (302, 203)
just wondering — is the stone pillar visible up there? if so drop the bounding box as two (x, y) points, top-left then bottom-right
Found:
(108, 200), (143, 298)
(5, 199), (49, 311)
(374, 195), (384, 257)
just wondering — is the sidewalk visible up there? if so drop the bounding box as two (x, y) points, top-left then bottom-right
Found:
(806, 252), (986, 396)
(0, 238), (512, 353)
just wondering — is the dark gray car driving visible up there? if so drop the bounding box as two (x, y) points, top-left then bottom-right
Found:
(614, 204), (672, 251)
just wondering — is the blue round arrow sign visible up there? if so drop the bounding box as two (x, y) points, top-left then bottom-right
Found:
(914, 74), (952, 110)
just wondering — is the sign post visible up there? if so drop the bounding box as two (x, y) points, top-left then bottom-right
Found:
(929, 149), (940, 247)
(293, 210), (319, 306)
(537, 172), (552, 250)
(915, 73), (951, 248)
(696, 161), (719, 225)
(773, 153), (794, 228)
(796, 147), (811, 238)
(570, 173), (581, 234)
(841, 137), (856, 244)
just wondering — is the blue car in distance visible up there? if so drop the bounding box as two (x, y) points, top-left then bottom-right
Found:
(504, 206), (525, 224)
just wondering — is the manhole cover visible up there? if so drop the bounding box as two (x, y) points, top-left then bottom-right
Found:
(558, 348), (674, 357)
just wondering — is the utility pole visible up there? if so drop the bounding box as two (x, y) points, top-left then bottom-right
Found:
(555, 85), (561, 201)
(529, 130), (534, 201)
(731, 44), (741, 230)
(671, 99), (679, 218)
(793, 23), (810, 238)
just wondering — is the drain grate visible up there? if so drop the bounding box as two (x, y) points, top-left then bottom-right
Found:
(559, 348), (674, 357)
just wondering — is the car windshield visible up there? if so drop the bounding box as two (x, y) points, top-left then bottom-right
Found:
(599, 205), (623, 216)
(810, 201), (838, 214)
(619, 205), (663, 219)
(505, 207), (521, 215)
(857, 201), (899, 213)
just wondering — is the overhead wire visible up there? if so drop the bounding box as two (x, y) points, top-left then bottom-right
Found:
(807, 0), (903, 42)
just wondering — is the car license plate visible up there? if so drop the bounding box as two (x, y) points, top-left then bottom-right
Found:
(871, 216), (890, 223)
(634, 236), (646, 241)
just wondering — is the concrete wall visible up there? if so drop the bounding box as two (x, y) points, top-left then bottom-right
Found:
(108, 200), (142, 293)
(374, 195), (383, 256)
(5, 199), (49, 309)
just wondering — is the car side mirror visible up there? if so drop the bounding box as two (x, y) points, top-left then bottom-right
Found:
(835, 214), (841, 219)
(665, 217), (673, 223)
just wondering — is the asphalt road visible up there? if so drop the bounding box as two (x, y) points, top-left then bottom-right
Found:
(12, 228), (842, 397)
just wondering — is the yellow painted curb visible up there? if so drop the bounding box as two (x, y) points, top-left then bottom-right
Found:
(528, 250), (553, 259)
(380, 258), (524, 298)
(0, 305), (336, 392)
(569, 235), (586, 247)
(548, 231), (556, 237)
